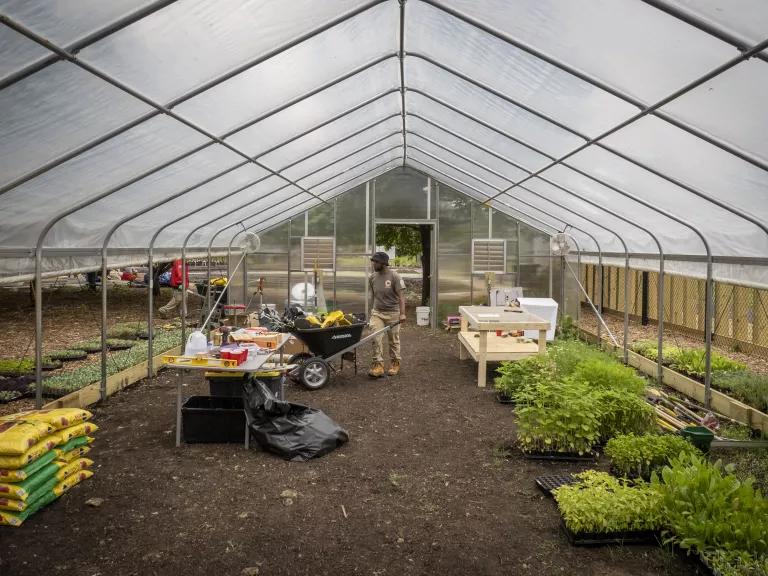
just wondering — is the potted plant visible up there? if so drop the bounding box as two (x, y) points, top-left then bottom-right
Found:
(605, 433), (699, 479)
(553, 470), (662, 545)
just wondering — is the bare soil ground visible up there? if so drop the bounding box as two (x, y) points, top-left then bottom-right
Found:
(0, 321), (704, 576)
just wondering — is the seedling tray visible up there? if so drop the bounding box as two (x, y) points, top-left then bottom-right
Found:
(522, 450), (598, 462)
(495, 391), (515, 405)
(560, 520), (659, 547)
(535, 474), (576, 496)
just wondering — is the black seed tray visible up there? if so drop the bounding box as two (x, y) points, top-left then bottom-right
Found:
(495, 391), (515, 405)
(535, 474), (577, 496)
(560, 520), (659, 546)
(522, 450), (598, 462)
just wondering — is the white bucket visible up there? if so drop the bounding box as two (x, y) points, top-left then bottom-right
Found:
(416, 306), (431, 326)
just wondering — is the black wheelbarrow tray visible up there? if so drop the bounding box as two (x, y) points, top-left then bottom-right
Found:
(289, 321), (399, 390)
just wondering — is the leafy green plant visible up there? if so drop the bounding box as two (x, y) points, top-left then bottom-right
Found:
(670, 348), (746, 380)
(605, 433), (699, 478)
(555, 314), (579, 341)
(572, 358), (647, 395)
(553, 470), (662, 535)
(549, 339), (616, 378)
(701, 549), (768, 576)
(106, 322), (147, 340)
(73, 338), (137, 353)
(652, 453), (768, 560)
(494, 355), (555, 398)
(593, 389), (656, 441)
(47, 349), (88, 361)
(0, 357), (61, 376)
(41, 330), (181, 397)
(715, 371), (768, 413)
(631, 340), (682, 365)
(515, 378), (602, 455)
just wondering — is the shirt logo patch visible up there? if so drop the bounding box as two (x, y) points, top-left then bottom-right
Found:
(385, 280), (392, 288)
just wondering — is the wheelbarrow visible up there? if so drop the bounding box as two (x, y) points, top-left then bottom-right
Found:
(289, 320), (400, 390)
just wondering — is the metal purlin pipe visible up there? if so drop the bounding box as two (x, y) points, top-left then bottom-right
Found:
(1, 17), (346, 210)
(404, 122), (632, 360)
(0, 13), (395, 196)
(405, 151), (666, 382)
(408, 88), (768, 244)
(413, 4), (768, 173)
(404, 158), (560, 238)
(398, 0), (407, 166)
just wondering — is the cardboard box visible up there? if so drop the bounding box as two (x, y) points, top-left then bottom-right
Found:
(282, 335), (309, 356)
(247, 312), (260, 327)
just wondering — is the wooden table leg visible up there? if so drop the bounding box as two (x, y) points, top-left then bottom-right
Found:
(460, 316), (468, 332)
(478, 330), (488, 387)
(538, 330), (547, 354)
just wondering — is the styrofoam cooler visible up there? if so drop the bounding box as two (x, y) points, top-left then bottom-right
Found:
(518, 297), (558, 341)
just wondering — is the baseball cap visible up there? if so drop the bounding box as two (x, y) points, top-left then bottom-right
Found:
(370, 251), (390, 264)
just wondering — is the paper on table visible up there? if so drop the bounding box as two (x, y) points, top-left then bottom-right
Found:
(477, 314), (500, 318)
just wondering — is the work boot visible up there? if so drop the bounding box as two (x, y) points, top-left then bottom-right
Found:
(368, 362), (384, 378)
(387, 360), (401, 376)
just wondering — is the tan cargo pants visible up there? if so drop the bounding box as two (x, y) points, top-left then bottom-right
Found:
(159, 288), (184, 317)
(370, 309), (401, 364)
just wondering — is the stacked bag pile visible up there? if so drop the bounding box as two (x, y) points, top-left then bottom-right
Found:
(0, 408), (97, 527)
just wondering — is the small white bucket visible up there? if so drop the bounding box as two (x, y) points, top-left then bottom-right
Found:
(416, 306), (430, 326)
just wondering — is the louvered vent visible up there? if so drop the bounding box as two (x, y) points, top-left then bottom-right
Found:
(301, 237), (335, 271)
(472, 239), (506, 274)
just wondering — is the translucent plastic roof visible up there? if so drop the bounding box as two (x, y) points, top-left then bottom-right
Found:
(0, 0), (766, 284)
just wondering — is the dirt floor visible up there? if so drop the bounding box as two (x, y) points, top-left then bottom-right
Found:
(0, 322), (707, 576)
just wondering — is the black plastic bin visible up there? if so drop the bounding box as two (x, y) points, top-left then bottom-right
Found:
(182, 396), (245, 443)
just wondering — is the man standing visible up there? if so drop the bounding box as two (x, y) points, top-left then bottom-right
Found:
(368, 251), (407, 378)
(158, 258), (189, 318)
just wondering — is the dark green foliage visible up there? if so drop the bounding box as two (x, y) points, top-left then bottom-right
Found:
(572, 358), (647, 395)
(47, 349), (88, 361)
(714, 371), (768, 413)
(554, 471), (662, 535)
(605, 433), (699, 479)
(653, 453), (768, 566)
(494, 355), (555, 398)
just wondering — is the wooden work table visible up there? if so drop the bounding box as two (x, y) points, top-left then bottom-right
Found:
(458, 306), (551, 388)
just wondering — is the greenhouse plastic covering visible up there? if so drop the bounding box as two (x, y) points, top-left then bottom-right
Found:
(0, 0), (766, 286)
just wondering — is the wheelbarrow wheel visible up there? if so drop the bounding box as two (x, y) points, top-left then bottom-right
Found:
(299, 357), (330, 390)
(287, 353), (312, 383)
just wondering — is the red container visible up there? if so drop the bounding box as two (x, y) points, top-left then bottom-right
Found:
(220, 345), (237, 360)
(229, 348), (248, 365)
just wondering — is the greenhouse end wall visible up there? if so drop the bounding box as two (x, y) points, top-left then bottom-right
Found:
(235, 167), (557, 321)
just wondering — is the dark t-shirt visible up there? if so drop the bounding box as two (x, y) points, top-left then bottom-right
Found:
(369, 268), (405, 312)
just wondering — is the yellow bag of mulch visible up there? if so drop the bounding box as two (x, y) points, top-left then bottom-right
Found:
(53, 469), (93, 496)
(56, 445), (91, 463)
(57, 422), (98, 444)
(0, 408), (92, 431)
(0, 436), (58, 470)
(54, 458), (93, 482)
(0, 476), (58, 512)
(0, 490), (58, 527)
(0, 463), (59, 501)
(0, 450), (57, 483)
(0, 420), (54, 456)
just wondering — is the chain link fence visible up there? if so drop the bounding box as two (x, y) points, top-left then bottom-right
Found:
(578, 263), (768, 359)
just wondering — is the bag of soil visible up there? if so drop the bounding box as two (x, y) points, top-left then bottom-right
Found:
(243, 379), (348, 461)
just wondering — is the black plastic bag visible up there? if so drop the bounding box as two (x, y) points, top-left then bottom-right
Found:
(243, 379), (349, 461)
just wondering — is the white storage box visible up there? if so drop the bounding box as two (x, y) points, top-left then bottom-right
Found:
(518, 297), (558, 341)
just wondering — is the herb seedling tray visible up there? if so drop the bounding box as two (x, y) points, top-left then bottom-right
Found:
(522, 450), (598, 462)
(535, 474), (577, 496)
(495, 391), (515, 405)
(560, 520), (659, 547)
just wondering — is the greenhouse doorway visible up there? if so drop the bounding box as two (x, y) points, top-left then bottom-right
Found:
(373, 221), (436, 328)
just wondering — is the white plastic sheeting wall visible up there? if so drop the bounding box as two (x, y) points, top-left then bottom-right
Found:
(0, 0), (766, 286)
